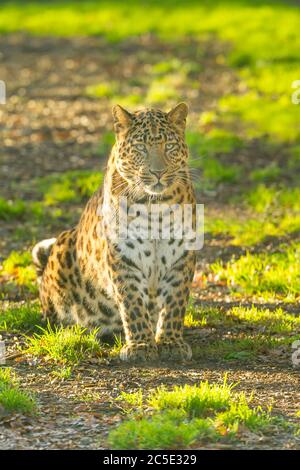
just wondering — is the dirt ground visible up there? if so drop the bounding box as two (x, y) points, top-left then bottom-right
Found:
(0, 34), (299, 450)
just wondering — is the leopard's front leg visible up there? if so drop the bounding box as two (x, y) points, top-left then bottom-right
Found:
(155, 255), (195, 361)
(112, 260), (158, 363)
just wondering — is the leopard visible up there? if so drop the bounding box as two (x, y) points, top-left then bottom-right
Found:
(32, 102), (197, 363)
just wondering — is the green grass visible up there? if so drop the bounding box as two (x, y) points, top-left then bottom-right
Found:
(212, 242), (300, 300)
(86, 81), (119, 98)
(206, 213), (300, 247)
(0, 197), (44, 222)
(206, 183), (300, 246)
(98, 131), (115, 155)
(146, 76), (180, 104)
(109, 409), (216, 449)
(0, 1), (298, 146)
(186, 305), (300, 335)
(188, 129), (243, 157)
(187, 129), (243, 163)
(193, 335), (289, 362)
(147, 380), (236, 418)
(87, 58), (194, 107)
(250, 164), (281, 183)
(185, 304), (299, 361)
(0, 368), (36, 414)
(0, 302), (43, 332)
(187, 129), (243, 187)
(288, 145), (300, 170)
(0, 170), (104, 236)
(25, 323), (104, 364)
(245, 185), (300, 213)
(219, 90), (300, 142)
(228, 306), (300, 334)
(0, 1), (298, 59)
(108, 377), (286, 449)
(36, 170), (104, 206)
(0, 198), (26, 221)
(0, 250), (37, 293)
(202, 158), (241, 185)
(50, 366), (73, 380)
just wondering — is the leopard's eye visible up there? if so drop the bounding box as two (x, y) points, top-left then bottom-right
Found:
(134, 144), (147, 153)
(165, 143), (178, 151)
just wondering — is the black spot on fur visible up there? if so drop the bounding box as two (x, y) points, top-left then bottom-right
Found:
(83, 297), (95, 316)
(86, 280), (96, 299)
(72, 290), (81, 303)
(98, 301), (115, 318)
(66, 251), (72, 269)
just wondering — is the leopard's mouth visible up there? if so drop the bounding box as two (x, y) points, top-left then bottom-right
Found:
(145, 182), (166, 195)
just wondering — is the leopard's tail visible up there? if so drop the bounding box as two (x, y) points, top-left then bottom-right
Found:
(32, 238), (57, 279)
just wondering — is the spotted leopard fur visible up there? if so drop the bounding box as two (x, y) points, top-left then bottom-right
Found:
(32, 103), (196, 362)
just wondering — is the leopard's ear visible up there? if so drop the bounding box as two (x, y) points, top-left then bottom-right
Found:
(167, 102), (188, 131)
(112, 104), (133, 134)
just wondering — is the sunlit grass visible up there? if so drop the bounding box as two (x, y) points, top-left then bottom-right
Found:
(147, 380), (235, 418)
(36, 170), (104, 205)
(109, 334), (124, 358)
(185, 305), (300, 335)
(0, 1), (298, 65)
(206, 213), (300, 247)
(218, 63), (300, 143)
(245, 185), (300, 213)
(229, 306), (300, 334)
(146, 76), (179, 104)
(0, 250), (37, 293)
(87, 58), (194, 107)
(0, 368), (36, 414)
(150, 58), (200, 76)
(185, 305), (300, 334)
(212, 243), (300, 300)
(206, 183), (300, 246)
(25, 323), (104, 364)
(86, 81), (119, 98)
(219, 91), (300, 142)
(0, 1), (298, 148)
(108, 377), (286, 449)
(202, 158), (241, 185)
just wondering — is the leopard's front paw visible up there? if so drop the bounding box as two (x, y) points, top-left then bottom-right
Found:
(120, 342), (159, 363)
(157, 340), (192, 361)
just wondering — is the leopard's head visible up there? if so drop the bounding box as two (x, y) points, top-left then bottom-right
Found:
(112, 103), (189, 196)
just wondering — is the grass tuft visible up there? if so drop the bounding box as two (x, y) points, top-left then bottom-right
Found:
(25, 323), (104, 364)
(0, 368), (36, 414)
(147, 379), (235, 418)
(109, 377), (285, 449)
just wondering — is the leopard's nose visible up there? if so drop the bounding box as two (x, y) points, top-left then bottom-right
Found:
(149, 169), (164, 181)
